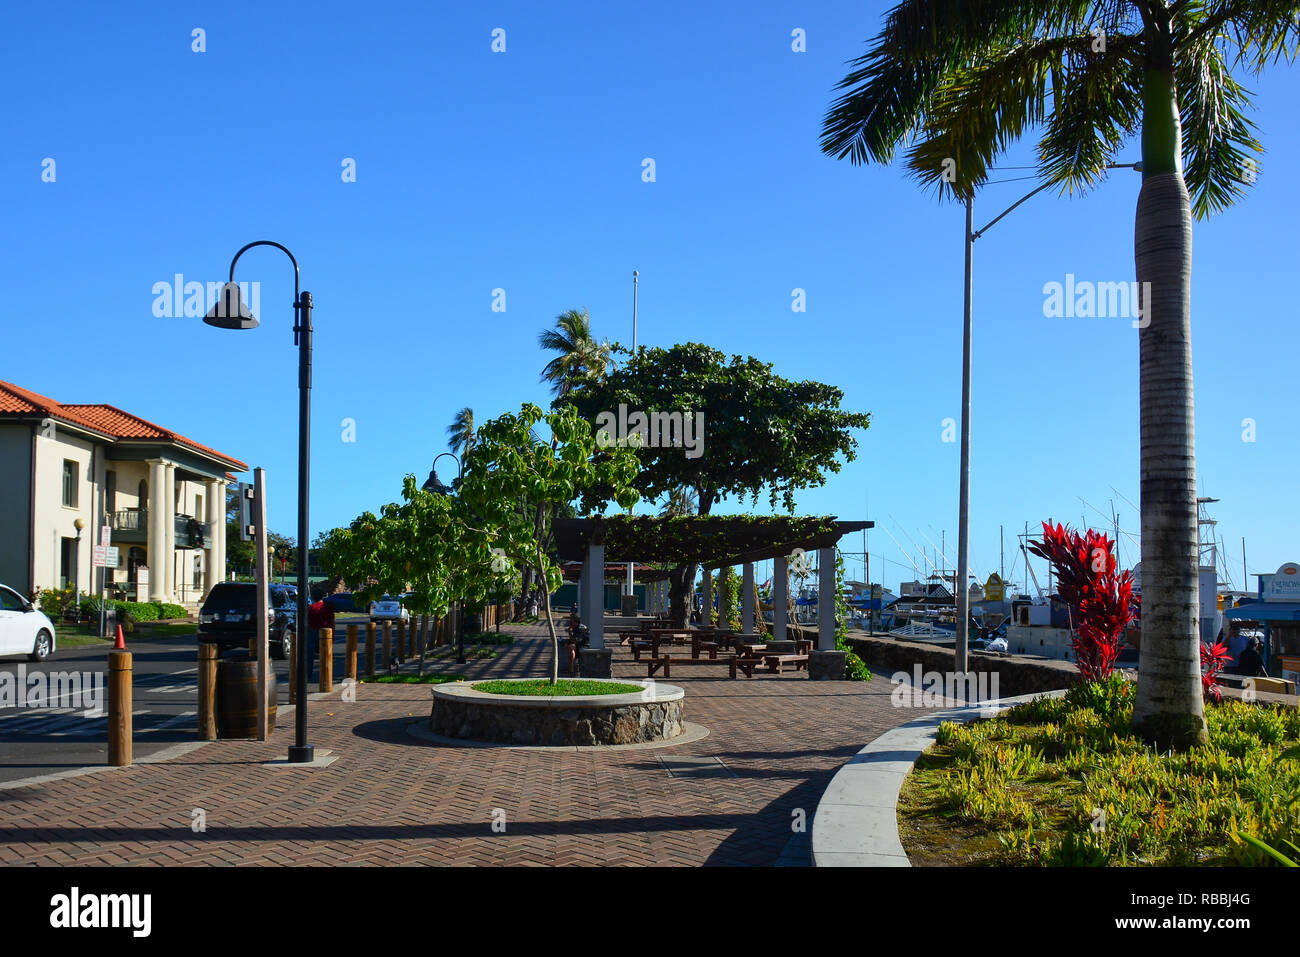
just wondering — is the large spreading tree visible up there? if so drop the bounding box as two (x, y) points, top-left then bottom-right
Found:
(820, 0), (1295, 749)
(562, 342), (871, 626)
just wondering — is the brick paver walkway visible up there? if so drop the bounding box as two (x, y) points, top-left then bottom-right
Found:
(0, 619), (931, 866)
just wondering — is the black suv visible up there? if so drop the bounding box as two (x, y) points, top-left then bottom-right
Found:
(197, 582), (296, 659)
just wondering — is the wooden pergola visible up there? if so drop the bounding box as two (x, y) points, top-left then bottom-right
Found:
(552, 515), (872, 649)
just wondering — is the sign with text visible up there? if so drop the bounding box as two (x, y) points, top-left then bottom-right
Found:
(1264, 562), (1300, 602)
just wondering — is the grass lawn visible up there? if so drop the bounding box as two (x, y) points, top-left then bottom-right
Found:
(898, 674), (1300, 866)
(55, 632), (114, 649)
(475, 679), (645, 696)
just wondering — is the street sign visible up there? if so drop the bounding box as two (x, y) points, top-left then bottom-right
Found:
(101, 525), (111, 547)
(93, 545), (107, 567)
(105, 546), (120, 568)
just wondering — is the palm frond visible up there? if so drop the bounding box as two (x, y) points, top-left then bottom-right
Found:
(1176, 31), (1264, 216)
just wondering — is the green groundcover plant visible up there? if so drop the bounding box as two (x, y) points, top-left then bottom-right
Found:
(901, 674), (1300, 865)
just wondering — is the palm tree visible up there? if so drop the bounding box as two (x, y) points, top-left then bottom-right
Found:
(659, 484), (699, 518)
(447, 407), (476, 458)
(822, 1), (1293, 749)
(539, 308), (615, 397)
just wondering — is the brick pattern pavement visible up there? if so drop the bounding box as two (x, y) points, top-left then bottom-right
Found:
(0, 619), (933, 866)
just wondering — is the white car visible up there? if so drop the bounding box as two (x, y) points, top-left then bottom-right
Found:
(368, 595), (410, 623)
(0, 583), (57, 661)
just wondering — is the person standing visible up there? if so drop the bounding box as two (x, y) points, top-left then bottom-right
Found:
(1237, 636), (1269, 678)
(307, 588), (335, 686)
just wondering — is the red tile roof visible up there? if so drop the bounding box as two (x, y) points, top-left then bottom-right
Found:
(0, 380), (247, 471)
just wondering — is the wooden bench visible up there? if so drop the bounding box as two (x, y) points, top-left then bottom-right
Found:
(762, 654), (809, 675)
(647, 654), (738, 678)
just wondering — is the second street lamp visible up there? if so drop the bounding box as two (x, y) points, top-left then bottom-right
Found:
(204, 240), (315, 764)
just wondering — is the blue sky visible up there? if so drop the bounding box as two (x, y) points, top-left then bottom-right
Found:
(6, 1), (1299, 593)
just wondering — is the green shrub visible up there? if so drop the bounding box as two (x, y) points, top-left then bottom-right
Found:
(117, 601), (160, 622)
(156, 603), (187, 620)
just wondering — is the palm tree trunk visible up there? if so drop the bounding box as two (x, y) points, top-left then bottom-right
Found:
(1130, 167), (1207, 750)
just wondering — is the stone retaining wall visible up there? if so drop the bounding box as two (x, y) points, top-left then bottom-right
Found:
(842, 635), (1080, 697)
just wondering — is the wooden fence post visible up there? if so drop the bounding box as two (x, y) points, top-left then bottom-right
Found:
(365, 621), (376, 677)
(319, 627), (334, 693)
(346, 624), (358, 681)
(198, 642), (217, 740)
(383, 622), (392, 671)
(108, 650), (132, 766)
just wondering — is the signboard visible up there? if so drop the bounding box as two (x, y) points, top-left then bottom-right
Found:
(105, 546), (120, 568)
(871, 584), (883, 599)
(92, 545), (107, 567)
(101, 525), (111, 547)
(137, 567), (149, 595)
(984, 573), (1005, 602)
(1264, 562), (1300, 602)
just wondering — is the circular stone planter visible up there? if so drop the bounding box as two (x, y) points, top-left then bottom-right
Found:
(429, 678), (685, 747)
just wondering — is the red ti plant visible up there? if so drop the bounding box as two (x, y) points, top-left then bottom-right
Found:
(1200, 641), (1230, 703)
(1027, 522), (1135, 683)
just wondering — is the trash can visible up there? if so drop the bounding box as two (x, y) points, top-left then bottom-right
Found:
(100, 606), (117, 639)
(216, 653), (278, 738)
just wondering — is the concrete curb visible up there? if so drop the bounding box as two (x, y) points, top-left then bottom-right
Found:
(810, 688), (1067, 867)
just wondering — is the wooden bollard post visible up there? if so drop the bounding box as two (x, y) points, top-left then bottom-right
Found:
(365, 621), (375, 677)
(396, 620), (406, 664)
(346, 624), (358, 681)
(382, 622), (392, 670)
(198, 642), (217, 740)
(408, 618), (416, 658)
(108, 650), (133, 766)
(319, 627), (334, 693)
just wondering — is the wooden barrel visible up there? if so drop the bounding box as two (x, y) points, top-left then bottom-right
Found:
(216, 657), (277, 739)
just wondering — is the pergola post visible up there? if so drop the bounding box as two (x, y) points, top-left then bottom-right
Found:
(701, 568), (712, 626)
(586, 542), (605, 649)
(742, 562), (755, 634)
(773, 556), (788, 641)
(818, 546), (836, 651)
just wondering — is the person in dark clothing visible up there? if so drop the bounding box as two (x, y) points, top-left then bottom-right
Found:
(1237, 636), (1268, 678)
(306, 588), (336, 685)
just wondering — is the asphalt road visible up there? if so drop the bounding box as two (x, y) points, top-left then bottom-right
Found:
(0, 627), (307, 786)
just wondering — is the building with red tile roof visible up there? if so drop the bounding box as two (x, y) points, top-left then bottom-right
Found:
(0, 379), (246, 606)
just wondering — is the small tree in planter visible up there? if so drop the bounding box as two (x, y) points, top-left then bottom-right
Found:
(1027, 522), (1135, 683)
(460, 403), (639, 684)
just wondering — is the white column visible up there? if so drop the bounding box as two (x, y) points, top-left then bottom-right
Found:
(162, 463), (176, 601)
(742, 562), (755, 635)
(701, 568), (713, 625)
(586, 543), (605, 648)
(203, 479), (221, 597)
(215, 479), (227, 582)
(774, 556), (788, 641)
(818, 546), (836, 650)
(146, 460), (167, 602)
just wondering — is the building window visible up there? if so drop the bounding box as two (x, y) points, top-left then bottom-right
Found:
(138, 479), (148, 506)
(62, 460), (78, 508)
(106, 470), (117, 517)
(60, 537), (77, 590)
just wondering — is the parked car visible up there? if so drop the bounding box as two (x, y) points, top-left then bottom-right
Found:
(0, 583), (56, 661)
(197, 581), (296, 659)
(368, 594), (409, 623)
(323, 592), (359, 613)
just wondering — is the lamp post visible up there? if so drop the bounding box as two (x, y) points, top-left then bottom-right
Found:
(204, 240), (315, 764)
(431, 452), (465, 664)
(953, 163), (1141, 676)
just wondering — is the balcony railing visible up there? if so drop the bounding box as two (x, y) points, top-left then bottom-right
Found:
(110, 508), (148, 543)
(110, 508), (213, 548)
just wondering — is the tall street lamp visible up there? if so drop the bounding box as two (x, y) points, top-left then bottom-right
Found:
(954, 164), (1141, 677)
(204, 240), (315, 764)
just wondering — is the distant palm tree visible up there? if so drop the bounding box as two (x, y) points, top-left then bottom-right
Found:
(447, 407), (476, 458)
(539, 308), (615, 397)
(821, 0), (1294, 751)
(659, 485), (699, 518)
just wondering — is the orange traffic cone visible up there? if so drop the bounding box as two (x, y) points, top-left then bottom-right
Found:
(113, 624), (126, 650)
